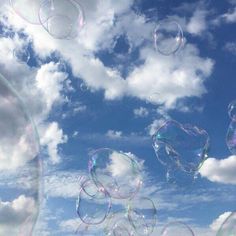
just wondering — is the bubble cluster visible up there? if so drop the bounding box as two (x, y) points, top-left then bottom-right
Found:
(10, 0), (84, 40)
(153, 120), (209, 184)
(154, 19), (184, 56)
(161, 221), (195, 236)
(216, 211), (236, 236)
(89, 148), (142, 199)
(0, 73), (41, 235)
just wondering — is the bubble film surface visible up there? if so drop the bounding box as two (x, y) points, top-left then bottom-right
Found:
(228, 100), (236, 121)
(154, 19), (184, 56)
(216, 211), (236, 236)
(226, 121), (236, 155)
(161, 221), (195, 236)
(0, 73), (41, 235)
(89, 148), (142, 199)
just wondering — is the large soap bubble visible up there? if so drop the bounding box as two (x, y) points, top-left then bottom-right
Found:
(161, 221), (195, 236)
(153, 120), (209, 174)
(89, 148), (142, 199)
(228, 100), (236, 121)
(216, 211), (236, 236)
(154, 19), (184, 56)
(39, 0), (84, 39)
(127, 197), (157, 235)
(76, 178), (111, 225)
(10, 0), (44, 24)
(226, 121), (236, 155)
(0, 73), (41, 235)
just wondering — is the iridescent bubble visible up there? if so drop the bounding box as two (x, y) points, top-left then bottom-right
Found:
(161, 221), (195, 236)
(216, 211), (236, 236)
(0, 73), (41, 235)
(228, 100), (236, 121)
(89, 148), (142, 199)
(226, 121), (236, 155)
(13, 47), (30, 64)
(39, 0), (84, 40)
(127, 197), (157, 235)
(153, 120), (209, 174)
(76, 178), (111, 225)
(10, 0), (43, 24)
(154, 19), (184, 56)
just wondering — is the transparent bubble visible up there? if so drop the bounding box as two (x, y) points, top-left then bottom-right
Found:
(39, 0), (84, 40)
(161, 221), (195, 236)
(216, 211), (236, 236)
(154, 19), (184, 56)
(13, 47), (30, 64)
(76, 178), (111, 225)
(226, 121), (236, 155)
(10, 0), (43, 24)
(228, 100), (236, 121)
(0, 73), (41, 235)
(89, 148), (142, 199)
(127, 197), (157, 235)
(75, 221), (105, 236)
(105, 211), (135, 236)
(152, 120), (209, 173)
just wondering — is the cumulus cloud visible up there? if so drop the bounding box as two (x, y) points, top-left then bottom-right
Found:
(134, 107), (149, 118)
(200, 156), (236, 184)
(106, 129), (123, 139)
(210, 211), (232, 231)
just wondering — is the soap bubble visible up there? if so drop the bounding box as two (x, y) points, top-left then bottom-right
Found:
(0, 73), (41, 235)
(216, 211), (236, 236)
(161, 221), (195, 236)
(76, 178), (111, 225)
(39, 0), (84, 39)
(13, 47), (30, 64)
(80, 82), (89, 92)
(154, 19), (184, 56)
(10, 0), (43, 24)
(228, 100), (236, 121)
(127, 197), (157, 235)
(89, 148), (142, 199)
(226, 121), (236, 155)
(153, 120), (209, 174)
(105, 211), (135, 236)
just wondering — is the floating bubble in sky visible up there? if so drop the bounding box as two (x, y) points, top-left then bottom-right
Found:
(89, 148), (142, 199)
(226, 121), (236, 155)
(105, 211), (135, 236)
(76, 178), (111, 225)
(127, 197), (157, 235)
(10, 0), (43, 24)
(228, 100), (236, 121)
(153, 120), (209, 174)
(13, 47), (30, 64)
(39, 0), (84, 39)
(0, 73), (41, 235)
(161, 221), (195, 236)
(216, 211), (236, 236)
(154, 19), (184, 56)
(80, 82), (89, 92)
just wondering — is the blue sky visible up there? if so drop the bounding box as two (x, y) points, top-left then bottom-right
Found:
(0, 0), (236, 235)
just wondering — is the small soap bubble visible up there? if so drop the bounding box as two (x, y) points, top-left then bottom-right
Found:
(80, 82), (88, 92)
(154, 19), (184, 56)
(226, 120), (236, 155)
(228, 100), (236, 121)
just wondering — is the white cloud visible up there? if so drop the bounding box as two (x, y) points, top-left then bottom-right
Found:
(200, 156), (236, 184)
(223, 42), (236, 55)
(133, 107), (149, 118)
(0, 195), (37, 235)
(106, 129), (123, 139)
(222, 7), (236, 23)
(210, 212), (232, 231)
(147, 119), (166, 136)
(40, 122), (68, 164)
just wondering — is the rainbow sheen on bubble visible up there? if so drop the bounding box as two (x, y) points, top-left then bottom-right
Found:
(154, 19), (184, 56)
(161, 221), (195, 236)
(76, 178), (111, 225)
(39, 0), (84, 39)
(128, 197), (157, 235)
(0, 73), (41, 235)
(89, 148), (142, 199)
(216, 211), (236, 236)
(10, 0), (43, 24)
